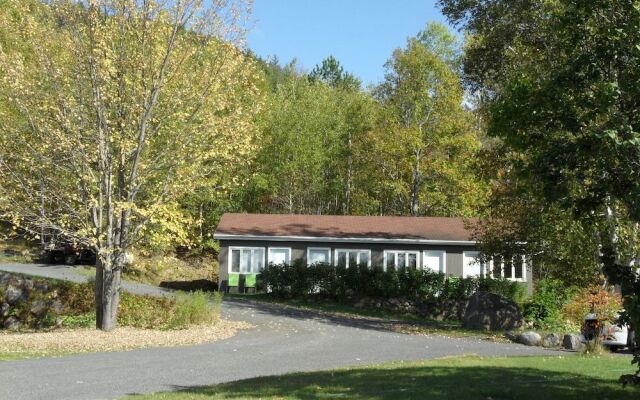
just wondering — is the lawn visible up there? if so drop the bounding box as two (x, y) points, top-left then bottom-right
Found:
(125, 355), (639, 400)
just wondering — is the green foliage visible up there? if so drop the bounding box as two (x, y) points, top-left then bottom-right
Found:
(60, 312), (96, 329)
(166, 291), (222, 329)
(258, 260), (525, 307)
(523, 279), (578, 330)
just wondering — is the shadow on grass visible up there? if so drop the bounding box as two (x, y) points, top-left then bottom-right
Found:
(160, 363), (640, 400)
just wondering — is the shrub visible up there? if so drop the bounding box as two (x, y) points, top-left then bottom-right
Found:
(561, 285), (623, 332)
(523, 278), (579, 330)
(167, 290), (222, 329)
(258, 263), (526, 305)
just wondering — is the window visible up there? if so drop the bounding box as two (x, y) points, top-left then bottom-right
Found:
(268, 247), (291, 265)
(307, 247), (331, 265)
(463, 251), (482, 277)
(335, 249), (371, 268)
(486, 255), (526, 281)
(229, 247), (265, 273)
(384, 250), (419, 271)
(422, 250), (446, 273)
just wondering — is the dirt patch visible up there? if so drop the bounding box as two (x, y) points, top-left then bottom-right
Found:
(0, 319), (251, 355)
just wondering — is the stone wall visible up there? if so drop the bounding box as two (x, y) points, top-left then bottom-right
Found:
(0, 272), (65, 330)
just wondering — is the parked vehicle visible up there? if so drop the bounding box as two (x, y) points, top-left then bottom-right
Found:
(580, 312), (634, 351)
(44, 242), (95, 265)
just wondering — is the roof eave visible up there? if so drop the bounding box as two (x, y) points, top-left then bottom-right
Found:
(213, 233), (476, 246)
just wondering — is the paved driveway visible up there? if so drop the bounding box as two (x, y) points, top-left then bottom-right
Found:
(0, 264), (553, 400)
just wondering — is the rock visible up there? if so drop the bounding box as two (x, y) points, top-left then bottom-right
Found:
(3, 316), (21, 331)
(54, 317), (64, 328)
(542, 333), (561, 348)
(4, 285), (24, 305)
(34, 282), (50, 292)
(49, 300), (64, 314)
(505, 330), (518, 342)
(462, 291), (523, 331)
(23, 279), (34, 291)
(0, 273), (10, 285)
(30, 300), (48, 317)
(563, 334), (583, 351)
(0, 303), (9, 318)
(517, 331), (542, 346)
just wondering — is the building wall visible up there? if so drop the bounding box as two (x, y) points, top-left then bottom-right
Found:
(218, 239), (532, 292)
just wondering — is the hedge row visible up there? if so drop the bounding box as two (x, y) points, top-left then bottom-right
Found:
(258, 261), (527, 304)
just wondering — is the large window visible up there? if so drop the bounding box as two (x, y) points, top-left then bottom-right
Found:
(422, 250), (445, 273)
(268, 247), (291, 265)
(307, 247), (331, 265)
(384, 250), (419, 271)
(463, 251), (482, 277)
(335, 249), (371, 268)
(229, 247), (265, 273)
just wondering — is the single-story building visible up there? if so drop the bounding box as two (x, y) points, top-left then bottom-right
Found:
(213, 213), (532, 291)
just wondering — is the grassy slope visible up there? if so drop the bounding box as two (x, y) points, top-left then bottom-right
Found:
(126, 355), (639, 400)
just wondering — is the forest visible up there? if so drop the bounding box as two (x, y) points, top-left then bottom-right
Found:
(1, 0), (640, 352)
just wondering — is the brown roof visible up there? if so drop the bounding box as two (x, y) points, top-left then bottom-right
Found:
(214, 213), (476, 242)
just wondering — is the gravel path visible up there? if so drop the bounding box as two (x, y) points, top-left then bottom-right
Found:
(0, 263), (555, 400)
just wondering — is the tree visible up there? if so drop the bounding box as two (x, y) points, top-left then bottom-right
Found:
(0, 0), (262, 330)
(308, 55), (362, 91)
(241, 61), (375, 215)
(439, 0), (640, 381)
(364, 29), (485, 217)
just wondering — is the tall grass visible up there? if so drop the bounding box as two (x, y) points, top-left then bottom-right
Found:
(167, 290), (222, 329)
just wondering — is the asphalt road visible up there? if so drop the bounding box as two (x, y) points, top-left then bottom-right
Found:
(0, 264), (553, 400)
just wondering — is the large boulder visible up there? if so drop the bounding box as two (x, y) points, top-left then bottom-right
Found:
(518, 331), (542, 346)
(4, 285), (24, 305)
(462, 291), (523, 331)
(563, 334), (583, 351)
(3, 316), (21, 331)
(542, 333), (561, 348)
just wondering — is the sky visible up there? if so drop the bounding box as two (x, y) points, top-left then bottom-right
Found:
(247, 0), (455, 86)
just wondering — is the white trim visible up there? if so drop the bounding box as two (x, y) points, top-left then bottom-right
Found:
(422, 250), (446, 274)
(267, 247), (291, 266)
(334, 248), (372, 268)
(214, 233), (475, 245)
(228, 246), (265, 274)
(306, 247), (332, 265)
(383, 250), (420, 271)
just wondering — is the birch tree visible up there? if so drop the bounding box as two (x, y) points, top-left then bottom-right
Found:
(0, 0), (262, 330)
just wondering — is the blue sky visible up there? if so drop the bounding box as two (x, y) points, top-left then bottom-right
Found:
(247, 0), (454, 86)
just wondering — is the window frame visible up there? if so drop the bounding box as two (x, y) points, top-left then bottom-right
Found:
(306, 247), (332, 266)
(334, 249), (372, 268)
(267, 247), (292, 266)
(228, 246), (266, 274)
(422, 250), (446, 273)
(383, 250), (420, 271)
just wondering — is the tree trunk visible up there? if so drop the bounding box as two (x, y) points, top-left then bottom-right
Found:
(95, 256), (122, 331)
(410, 149), (421, 216)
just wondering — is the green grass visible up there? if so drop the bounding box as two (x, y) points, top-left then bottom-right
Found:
(124, 355), (640, 399)
(226, 293), (504, 339)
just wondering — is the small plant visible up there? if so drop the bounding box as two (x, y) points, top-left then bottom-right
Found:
(167, 290), (221, 329)
(61, 312), (96, 328)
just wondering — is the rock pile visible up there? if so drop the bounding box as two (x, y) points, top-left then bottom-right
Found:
(0, 272), (65, 331)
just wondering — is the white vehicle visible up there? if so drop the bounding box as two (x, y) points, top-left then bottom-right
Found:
(580, 313), (634, 351)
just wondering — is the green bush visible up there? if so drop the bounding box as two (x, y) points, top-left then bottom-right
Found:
(258, 262), (526, 305)
(523, 278), (578, 329)
(167, 290), (222, 329)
